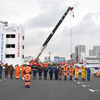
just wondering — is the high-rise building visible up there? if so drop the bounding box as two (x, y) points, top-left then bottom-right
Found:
(89, 50), (94, 56)
(76, 45), (86, 63)
(0, 24), (24, 66)
(93, 46), (100, 57)
(72, 45), (86, 63)
(89, 46), (100, 57)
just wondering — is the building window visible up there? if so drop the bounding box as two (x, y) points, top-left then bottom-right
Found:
(11, 54), (15, 58)
(11, 34), (15, 38)
(6, 54), (10, 58)
(6, 54), (15, 58)
(6, 34), (10, 38)
(11, 44), (15, 48)
(6, 34), (15, 38)
(6, 44), (10, 48)
(6, 44), (15, 48)
(22, 45), (24, 49)
(22, 36), (24, 40)
(22, 55), (24, 59)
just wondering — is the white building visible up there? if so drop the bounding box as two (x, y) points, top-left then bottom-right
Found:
(0, 24), (24, 66)
(84, 56), (100, 64)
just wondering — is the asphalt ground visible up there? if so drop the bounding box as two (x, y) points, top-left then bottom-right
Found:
(0, 71), (100, 100)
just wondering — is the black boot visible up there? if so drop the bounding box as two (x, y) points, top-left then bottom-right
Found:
(70, 77), (72, 80)
(28, 85), (30, 88)
(25, 85), (27, 88)
(82, 78), (85, 81)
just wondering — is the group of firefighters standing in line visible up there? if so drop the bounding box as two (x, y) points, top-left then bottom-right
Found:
(0, 63), (91, 88)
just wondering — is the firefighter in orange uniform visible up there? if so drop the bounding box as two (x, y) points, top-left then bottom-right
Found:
(23, 66), (31, 88)
(21, 64), (25, 80)
(74, 65), (79, 80)
(63, 66), (68, 80)
(69, 66), (74, 80)
(58, 65), (62, 80)
(96, 68), (100, 77)
(15, 64), (20, 79)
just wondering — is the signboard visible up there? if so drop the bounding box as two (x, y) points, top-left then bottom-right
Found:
(4, 27), (17, 32)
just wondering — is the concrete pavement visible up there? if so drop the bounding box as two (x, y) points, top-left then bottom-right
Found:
(0, 72), (100, 100)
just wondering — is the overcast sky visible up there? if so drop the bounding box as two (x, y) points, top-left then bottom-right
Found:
(0, 0), (100, 61)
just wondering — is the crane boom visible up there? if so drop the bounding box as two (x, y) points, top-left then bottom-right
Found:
(34, 6), (73, 61)
(0, 21), (8, 26)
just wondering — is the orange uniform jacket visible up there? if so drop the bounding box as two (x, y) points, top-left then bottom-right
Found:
(97, 71), (100, 77)
(63, 67), (68, 76)
(21, 66), (25, 77)
(69, 68), (74, 76)
(24, 66), (31, 74)
(15, 66), (20, 78)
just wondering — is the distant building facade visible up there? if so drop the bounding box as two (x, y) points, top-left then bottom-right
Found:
(44, 56), (51, 63)
(89, 46), (100, 57)
(54, 56), (66, 64)
(72, 53), (76, 61)
(85, 46), (100, 64)
(84, 56), (100, 64)
(72, 45), (86, 63)
(89, 50), (94, 56)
